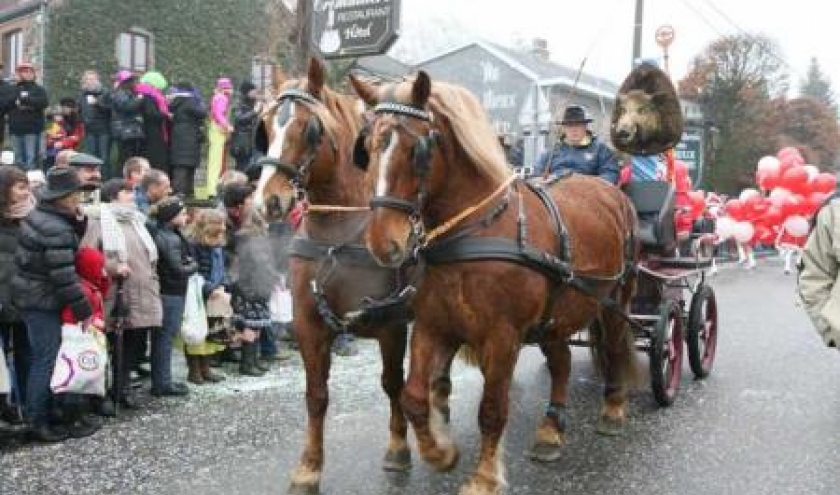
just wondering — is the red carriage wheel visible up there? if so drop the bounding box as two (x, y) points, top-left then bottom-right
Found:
(687, 284), (718, 378)
(650, 300), (683, 407)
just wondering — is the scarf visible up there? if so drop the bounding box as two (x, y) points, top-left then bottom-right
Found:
(100, 203), (158, 264)
(135, 82), (170, 117)
(4, 192), (35, 219)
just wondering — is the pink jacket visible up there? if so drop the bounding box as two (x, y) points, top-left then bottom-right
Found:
(211, 92), (231, 128)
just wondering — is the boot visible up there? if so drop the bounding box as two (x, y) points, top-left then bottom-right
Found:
(186, 355), (204, 385)
(200, 356), (226, 383)
(239, 343), (266, 377)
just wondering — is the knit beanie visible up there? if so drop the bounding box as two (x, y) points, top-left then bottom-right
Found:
(151, 196), (186, 224)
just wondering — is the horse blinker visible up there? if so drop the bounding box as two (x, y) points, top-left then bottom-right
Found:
(353, 128), (370, 170)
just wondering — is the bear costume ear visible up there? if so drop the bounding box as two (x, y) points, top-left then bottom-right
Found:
(610, 62), (683, 155)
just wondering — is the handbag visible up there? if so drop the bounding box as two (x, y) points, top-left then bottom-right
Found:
(113, 118), (145, 141)
(182, 274), (209, 345)
(269, 275), (293, 323)
(50, 323), (108, 396)
(0, 344), (10, 395)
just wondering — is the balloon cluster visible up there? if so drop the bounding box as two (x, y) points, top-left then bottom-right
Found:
(715, 147), (836, 246)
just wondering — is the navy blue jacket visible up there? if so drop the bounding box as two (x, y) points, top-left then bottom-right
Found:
(535, 134), (619, 184)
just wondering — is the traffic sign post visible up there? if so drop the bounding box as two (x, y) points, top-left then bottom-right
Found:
(310, 0), (402, 59)
(655, 25), (675, 74)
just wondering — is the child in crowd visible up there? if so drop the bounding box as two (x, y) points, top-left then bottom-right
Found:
(45, 99), (84, 168)
(58, 247), (108, 438)
(148, 196), (197, 396)
(184, 209), (228, 383)
(123, 156), (151, 191)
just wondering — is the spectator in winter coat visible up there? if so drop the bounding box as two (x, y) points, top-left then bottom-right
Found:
(136, 169), (171, 216)
(110, 71), (145, 169)
(167, 82), (207, 197)
(230, 80), (263, 171)
(137, 72), (171, 172)
(799, 196), (840, 347)
(0, 165), (32, 429)
(13, 167), (91, 442)
(84, 178), (162, 409)
(0, 65), (18, 146)
(8, 62), (49, 171)
(148, 196), (197, 396)
(535, 105), (620, 185)
(78, 70), (112, 177)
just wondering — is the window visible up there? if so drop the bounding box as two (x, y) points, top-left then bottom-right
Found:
(251, 56), (276, 90)
(3, 30), (23, 78)
(117, 30), (151, 73)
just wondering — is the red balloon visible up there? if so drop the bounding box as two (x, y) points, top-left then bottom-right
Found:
(725, 199), (745, 220)
(688, 190), (705, 217)
(780, 166), (810, 194)
(762, 205), (785, 227)
(781, 194), (807, 217)
(811, 173), (837, 194)
(778, 146), (804, 162)
(806, 192), (830, 215)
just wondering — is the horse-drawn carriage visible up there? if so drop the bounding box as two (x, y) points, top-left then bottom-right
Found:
(255, 58), (720, 495)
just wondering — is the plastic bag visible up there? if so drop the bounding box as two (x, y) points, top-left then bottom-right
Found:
(182, 274), (209, 345)
(0, 345), (9, 395)
(269, 275), (293, 323)
(50, 323), (108, 396)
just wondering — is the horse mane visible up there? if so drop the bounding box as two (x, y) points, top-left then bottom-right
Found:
(387, 78), (512, 184)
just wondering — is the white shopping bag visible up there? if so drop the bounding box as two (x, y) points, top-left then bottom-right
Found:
(182, 274), (209, 345)
(0, 345), (10, 395)
(269, 275), (293, 323)
(50, 323), (108, 396)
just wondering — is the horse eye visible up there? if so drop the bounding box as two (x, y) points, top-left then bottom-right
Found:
(378, 132), (392, 151)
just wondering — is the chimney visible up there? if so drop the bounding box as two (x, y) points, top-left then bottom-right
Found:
(530, 38), (549, 61)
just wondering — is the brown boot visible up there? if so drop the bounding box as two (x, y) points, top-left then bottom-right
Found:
(186, 355), (204, 385)
(200, 356), (226, 383)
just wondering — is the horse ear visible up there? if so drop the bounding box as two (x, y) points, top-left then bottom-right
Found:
(271, 65), (287, 94)
(411, 71), (431, 108)
(349, 73), (378, 106)
(307, 57), (326, 97)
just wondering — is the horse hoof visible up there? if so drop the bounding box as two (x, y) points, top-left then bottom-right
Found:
(427, 445), (460, 472)
(287, 482), (320, 495)
(528, 441), (563, 463)
(595, 415), (625, 436)
(383, 447), (412, 472)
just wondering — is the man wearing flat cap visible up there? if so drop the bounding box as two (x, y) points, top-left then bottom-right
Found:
(535, 105), (620, 185)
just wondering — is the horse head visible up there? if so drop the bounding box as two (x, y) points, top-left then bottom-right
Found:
(350, 71), (443, 267)
(254, 57), (356, 221)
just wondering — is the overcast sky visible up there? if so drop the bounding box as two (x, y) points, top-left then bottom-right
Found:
(398, 0), (833, 95)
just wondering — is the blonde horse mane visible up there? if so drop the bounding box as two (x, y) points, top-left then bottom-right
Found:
(385, 78), (512, 184)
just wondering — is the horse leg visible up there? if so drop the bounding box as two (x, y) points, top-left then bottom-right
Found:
(459, 338), (519, 495)
(287, 320), (332, 495)
(378, 325), (411, 472)
(593, 295), (639, 436)
(401, 326), (460, 471)
(428, 351), (457, 461)
(529, 339), (571, 463)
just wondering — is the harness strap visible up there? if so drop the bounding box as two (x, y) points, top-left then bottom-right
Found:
(288, 237), (381, 267)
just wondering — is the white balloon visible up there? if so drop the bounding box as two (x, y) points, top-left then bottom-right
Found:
(715, 217), (736, 240)
(757, 156), (781, 173)
(784, 214), (809, 237)
(768, 187), (792, 208)
(739, 188), (761, 202)
(733, 221), (755, 244)
(803, 165), (820, 181)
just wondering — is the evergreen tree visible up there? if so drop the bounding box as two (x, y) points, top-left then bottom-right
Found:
(800, 57), (837, 116)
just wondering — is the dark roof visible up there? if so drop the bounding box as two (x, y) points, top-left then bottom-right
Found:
(486, 42), (619, 94)
(352, 55), (410, 80)
(0, 0), (41, 24)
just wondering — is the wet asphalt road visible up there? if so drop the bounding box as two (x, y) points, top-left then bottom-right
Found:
(3, 258), (840, 495)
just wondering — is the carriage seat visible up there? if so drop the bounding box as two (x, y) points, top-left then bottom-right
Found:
(623, 181), (677, 254)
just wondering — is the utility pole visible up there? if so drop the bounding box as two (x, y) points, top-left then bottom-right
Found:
(295, 0), (314, 72)
(632, 0), (644, 68)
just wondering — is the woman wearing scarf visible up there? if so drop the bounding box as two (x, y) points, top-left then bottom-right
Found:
(137, 71), (172, 173)
(84, 178), (162, 409)
(111, 71), (145, 169)
(0, 165), (33, 433)
(197, 78), (234, 200)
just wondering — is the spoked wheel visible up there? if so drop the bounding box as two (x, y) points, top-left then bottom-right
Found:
(687, 283), (718, 378)
(650, 301), (684, 407)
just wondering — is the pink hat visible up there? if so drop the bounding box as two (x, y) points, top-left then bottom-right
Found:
(114, 70), (133, 85)
(216, 77), (233, 90)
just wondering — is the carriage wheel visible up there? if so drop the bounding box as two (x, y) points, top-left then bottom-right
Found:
(650, 301), (683, 407)
(687, 284), (718, 378)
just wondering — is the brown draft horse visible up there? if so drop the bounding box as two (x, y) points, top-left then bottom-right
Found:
(254, 58), (411, 495)
(350, 72), (641, 495)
